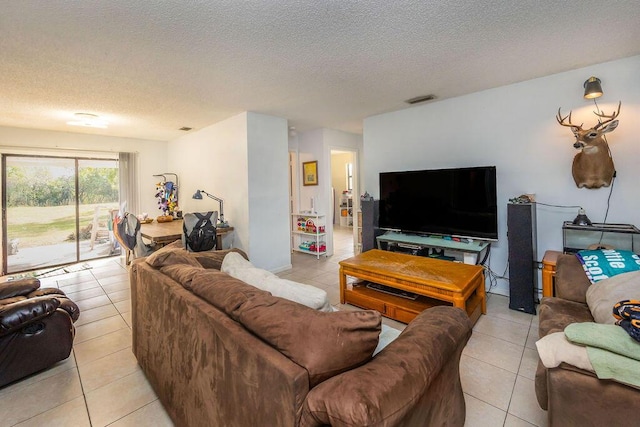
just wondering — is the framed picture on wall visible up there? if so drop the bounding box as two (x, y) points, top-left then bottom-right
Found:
(302, 161), (318, 186)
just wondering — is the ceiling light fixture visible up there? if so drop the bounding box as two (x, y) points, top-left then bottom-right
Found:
(67, 113), (109, 128)
(179, 127), (192, 131)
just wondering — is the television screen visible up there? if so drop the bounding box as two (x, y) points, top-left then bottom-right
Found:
(379, 166), (498, 240)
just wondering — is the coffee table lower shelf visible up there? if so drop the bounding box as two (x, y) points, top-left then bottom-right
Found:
(344, 282), (483, 325)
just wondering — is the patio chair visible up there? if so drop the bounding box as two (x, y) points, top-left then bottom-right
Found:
(0, 277), (80, 387)
(89, 206), (118, 251)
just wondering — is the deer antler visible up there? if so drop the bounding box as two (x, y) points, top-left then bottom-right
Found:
(593, 101), (622, 130)
(556, 108), (583, 130)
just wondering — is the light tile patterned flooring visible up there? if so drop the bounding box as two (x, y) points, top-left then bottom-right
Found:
(0, 227), (548, 426)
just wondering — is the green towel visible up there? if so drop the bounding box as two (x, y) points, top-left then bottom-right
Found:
(586, 347), (640, 388)
(565, 322), (640, 387)
(565, 322), (640, 360)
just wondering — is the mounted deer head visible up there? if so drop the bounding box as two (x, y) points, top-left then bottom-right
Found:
(556, 101), (621, 189)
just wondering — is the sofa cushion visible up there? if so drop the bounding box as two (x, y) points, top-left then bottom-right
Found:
(555, 254), (592, 303)
(190, 270), (381, 387)
(145, 241), (201, 268)
(159, 264), (204, 290)
(585, 271), (640, 324)
(539, 297), (594, 337)
(221, 252), (332, 312)
(576, 249), (640, 283)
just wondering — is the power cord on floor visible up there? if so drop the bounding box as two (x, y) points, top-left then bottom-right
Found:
(480, 247), (508, 294)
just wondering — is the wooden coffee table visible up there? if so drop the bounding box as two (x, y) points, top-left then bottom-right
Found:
(339, 249), (486, 324)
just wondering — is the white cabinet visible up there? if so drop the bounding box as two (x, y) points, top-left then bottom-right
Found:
(291, 213), (326, 258)
(339, 193), (353, 227)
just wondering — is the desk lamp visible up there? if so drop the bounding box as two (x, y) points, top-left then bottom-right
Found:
(192, 190), (229, 228)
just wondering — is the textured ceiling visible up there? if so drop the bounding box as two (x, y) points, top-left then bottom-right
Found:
(2, 0), (640, 141)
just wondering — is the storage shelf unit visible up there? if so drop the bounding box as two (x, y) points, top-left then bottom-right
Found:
(339, 193), (353, 227)
(291, 213), (327, 258)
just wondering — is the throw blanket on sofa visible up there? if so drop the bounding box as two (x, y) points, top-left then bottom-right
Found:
(565, 322), (640, 387)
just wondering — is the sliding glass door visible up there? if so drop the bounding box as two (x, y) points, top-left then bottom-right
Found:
(77, 159), (120, 262)
(3, 155), (120, 274)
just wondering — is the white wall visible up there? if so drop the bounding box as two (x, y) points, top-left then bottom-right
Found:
(167, 112), (290, 272)
(363, 55), (640, 296)
(297, 128), (324, 214)
(0, 126), (167, 216)
(246, 112), (290, 272)
(168, 113), (248, 252)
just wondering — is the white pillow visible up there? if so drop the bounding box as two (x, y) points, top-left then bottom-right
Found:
(373, 325), (402, 356)
(221, 252), (333, 312)
(586, 271), (640, 324)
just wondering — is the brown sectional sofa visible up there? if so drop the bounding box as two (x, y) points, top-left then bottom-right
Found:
(130, 247), (473, 426)
(536, 254), (640, 425)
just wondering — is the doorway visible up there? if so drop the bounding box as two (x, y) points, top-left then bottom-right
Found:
(330, 149), (358, 255)
(2, 154), (120, 274)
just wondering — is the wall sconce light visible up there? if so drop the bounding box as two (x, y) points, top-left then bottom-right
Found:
(572, 208), (593, 226)
(192, 190), (229, 227)
(583, 76), (603, 99)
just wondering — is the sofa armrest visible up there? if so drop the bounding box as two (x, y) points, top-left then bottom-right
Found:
(0, 278), (40, 300)
(555, 254), (591, 303)
(27, 288), (80, 322)
(300, 306), (472, 427)
(0, 296), (61, 336)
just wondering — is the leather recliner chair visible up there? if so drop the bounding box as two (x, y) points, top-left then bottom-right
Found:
(0, 277), (80, 388)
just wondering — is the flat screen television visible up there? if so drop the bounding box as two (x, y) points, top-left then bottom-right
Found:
(379, 166), (498, 240)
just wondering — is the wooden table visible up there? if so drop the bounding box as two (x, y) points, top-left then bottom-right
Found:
(140, 219), (234, 249)
(542, 250), (562, 297)
(339, 249), (486, 324)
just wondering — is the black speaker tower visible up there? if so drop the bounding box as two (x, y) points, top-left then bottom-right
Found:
(507, 203), (537, 314)
(361, 200), (384, 252)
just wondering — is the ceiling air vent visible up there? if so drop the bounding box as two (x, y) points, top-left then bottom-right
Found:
(179, 127), (192, 131)
(405, 94), (437, 105)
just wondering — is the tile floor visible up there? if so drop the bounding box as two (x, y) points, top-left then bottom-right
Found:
(0, 227), (548, 426)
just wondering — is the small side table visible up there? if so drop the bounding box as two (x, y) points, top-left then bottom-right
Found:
(542, 250), (563, 297)
(216, 226), (235, 250)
